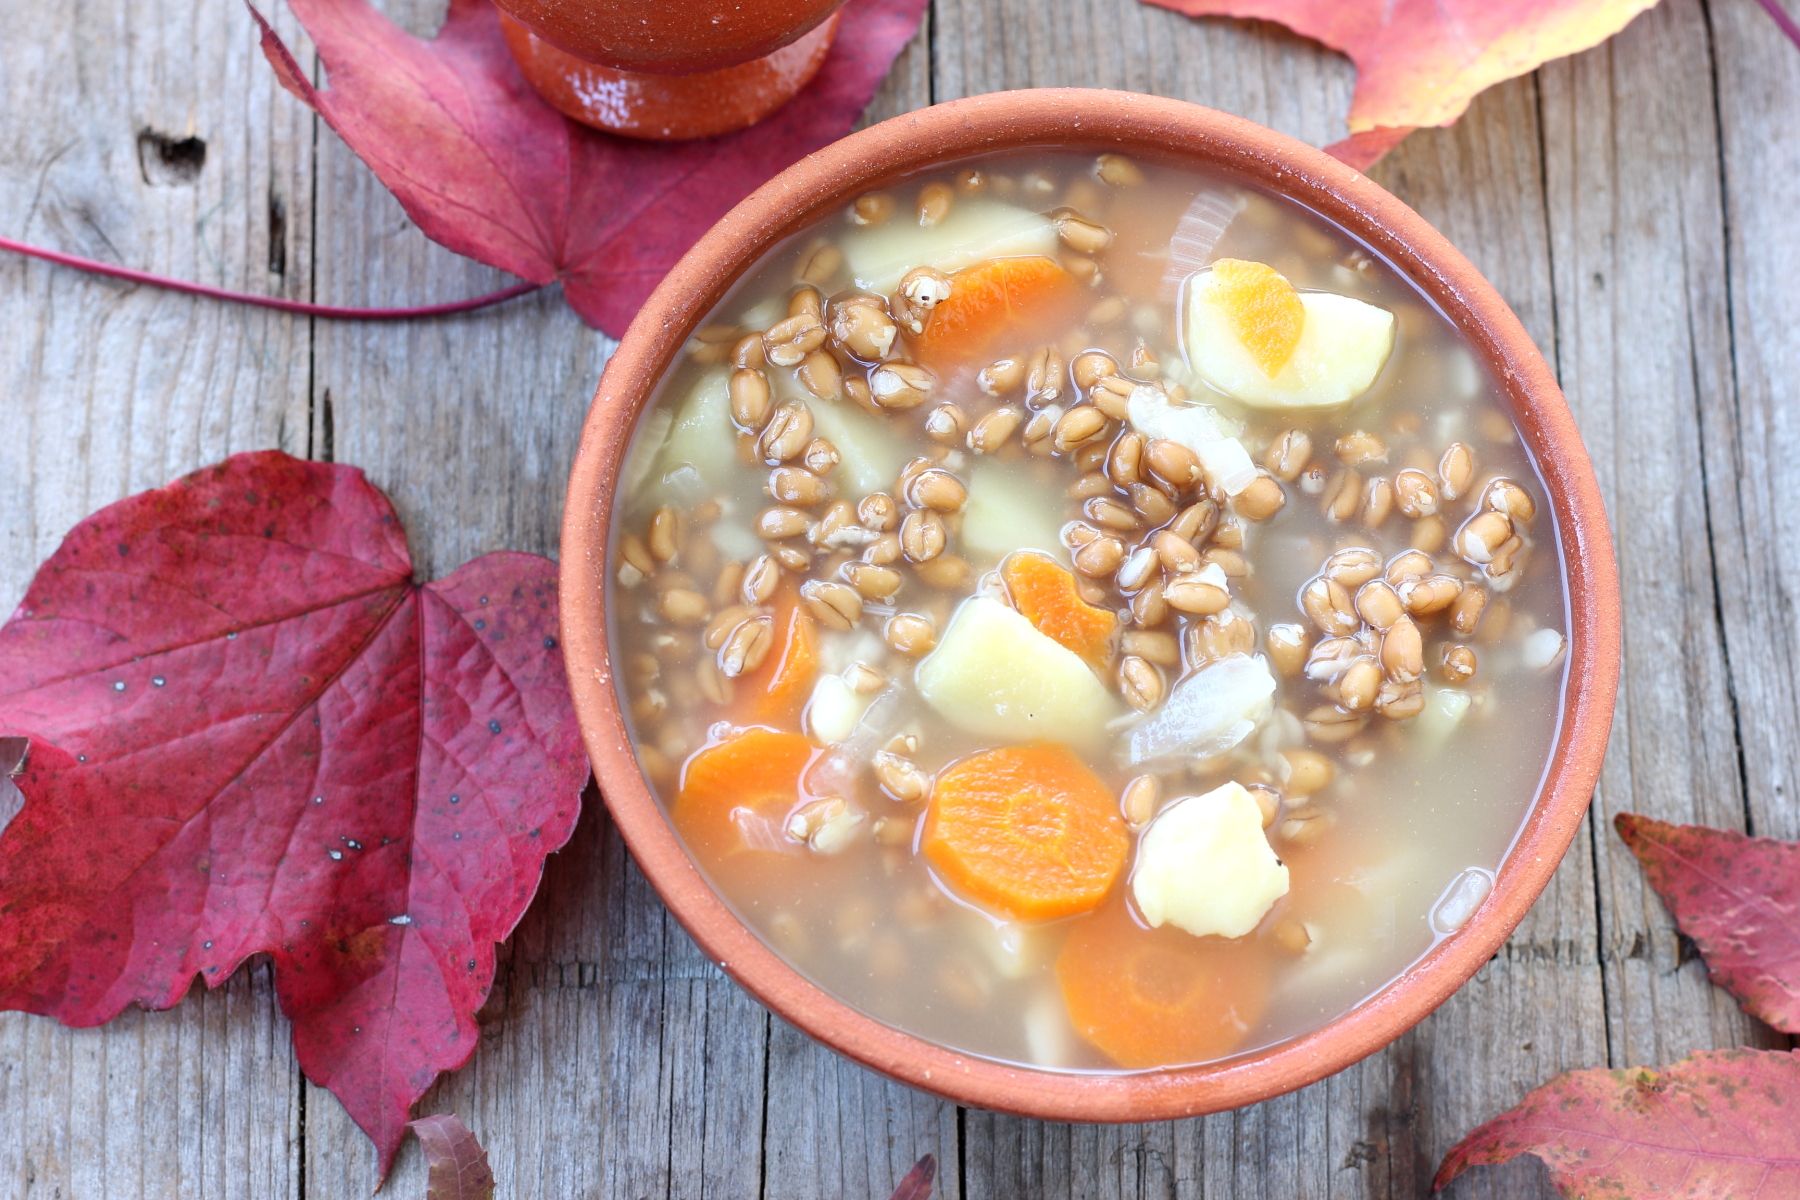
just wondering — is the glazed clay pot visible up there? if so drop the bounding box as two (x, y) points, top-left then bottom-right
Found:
(560, 90), (1622, 1121)
(495, 0), (847, 140)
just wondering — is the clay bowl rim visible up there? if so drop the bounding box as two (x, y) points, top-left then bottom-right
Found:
(560, 87), (1621, 1121)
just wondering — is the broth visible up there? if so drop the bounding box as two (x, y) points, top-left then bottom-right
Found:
(607, 150), (1568, 1071)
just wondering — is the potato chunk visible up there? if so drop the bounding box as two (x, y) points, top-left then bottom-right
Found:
(960, 463), (1070, 565)
(1183, 264), (1395, 409)
(915, 596), (1120, 751)
(644, 369), (732, 501)
(843, 199), (1058, 292)
(1131, 781), (1289, 939)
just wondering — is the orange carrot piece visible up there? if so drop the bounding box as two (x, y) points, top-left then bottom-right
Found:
(1000, 551), (1117, 664)
(914, 256), (1081, 368)
(736, 587), (818, 723)
(1209, 259), (1304, 378)
(1056, 900), (1269, 1068)
(921, 743), (1127, 922)
(671, 727), (813, 863)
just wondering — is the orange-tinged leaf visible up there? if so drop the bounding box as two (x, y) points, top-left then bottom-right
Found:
(1208, 259), (1304, 377)
(1436, 1049), (1800, 1195)
(1000, 552), (1117, 664)
(1146, 0), (1663, 167)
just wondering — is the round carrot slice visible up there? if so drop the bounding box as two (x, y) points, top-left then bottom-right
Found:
(1056, 899), (1269, 1068)
(672, 727), (813, 864)
(736, 587), (818, 724)
(1000, 551), (1117, 664)
(921, 743), (1127, 922)
(1208, 258), (1304, 378)
(914, 256), (1081, 368)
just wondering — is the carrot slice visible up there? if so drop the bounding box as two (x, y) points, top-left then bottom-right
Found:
(921, 743), (1127, 922)
(1000, 551), (1117, 664)
(1056, 899), (1269, 1068)
(736, 587), (817, 723)
(672, 727), (813, 863)
(914, 256), (1081, 368)
(1208, 259), (1304, 378)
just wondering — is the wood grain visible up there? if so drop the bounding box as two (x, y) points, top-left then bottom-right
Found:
(0, 0), (1792, 1195)
(0, 1), (313, 1196)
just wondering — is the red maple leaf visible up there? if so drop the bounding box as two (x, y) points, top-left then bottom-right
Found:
(250, 0), (928, 335)
(1436, 1048), (1800, 1194)
(0, 451), (588, 1176)
(1143, 0), (1662, 168)
(1616, 812), (1800, 1034)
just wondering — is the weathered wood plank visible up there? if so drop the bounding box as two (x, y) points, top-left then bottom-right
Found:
(296, 3), (944, 1195)
(5, 0), (1795, 1194)
(295, 15), (617, 1190)
(1536, 0), (1777, 1082)
(1702, 0), (1800, 845)
(0, 1), (315, 1196)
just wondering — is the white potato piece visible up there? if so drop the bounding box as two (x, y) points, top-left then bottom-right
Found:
(1125, 385), (1258, 495)
(649, 369), (734, 498)
(959, 463), (1069, 564)
(1131, 781), (1290, 939)
(915, 596), (1120, 751)
(1023, 991), (1079, 1067)
(1183, 269), (1395, 410)
(709, 514), (763, 561)
(1126, 653), (1276, 767)
(843, 199), (1058, 292)
(807, 394), (911, 495)
(804, 673), (872, 746)
(1415, 685), (1472, 749)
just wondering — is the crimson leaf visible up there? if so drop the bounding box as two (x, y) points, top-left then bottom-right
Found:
(1615, 812), (1800, 1034)
(0, 451), (588, 1175)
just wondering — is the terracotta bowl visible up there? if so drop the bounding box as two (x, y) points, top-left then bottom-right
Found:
(560, 89), (1621, 1121)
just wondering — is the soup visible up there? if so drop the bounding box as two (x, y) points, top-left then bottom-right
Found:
(607, 150), (1568, 1072)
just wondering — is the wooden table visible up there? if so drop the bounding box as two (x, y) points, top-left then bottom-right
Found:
(2, 0), (1795, 1195)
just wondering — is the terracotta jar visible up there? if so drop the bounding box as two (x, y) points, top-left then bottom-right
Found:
(560, 91), (1622, 1120)
(494, 0), (848, 140)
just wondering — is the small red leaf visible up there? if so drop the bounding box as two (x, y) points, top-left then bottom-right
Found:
(411, 1113), (496, 1200)
(1435, 1048), (1800, 1195)
(0, 451), (588, 1176)
(1615, 812), (1800, 1034)
(888, 1154), (937, 1200)
(250, 0), (927, 335)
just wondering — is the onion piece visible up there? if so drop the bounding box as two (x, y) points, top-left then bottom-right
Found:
(1125, 653), (1276, 767)
(1126, 385), (1258, 495)
(803, 685), (903, 798)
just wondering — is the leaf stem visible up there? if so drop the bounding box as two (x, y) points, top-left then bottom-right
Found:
(0, 234), (544, 320)
(1756, 0), (1800, 50)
